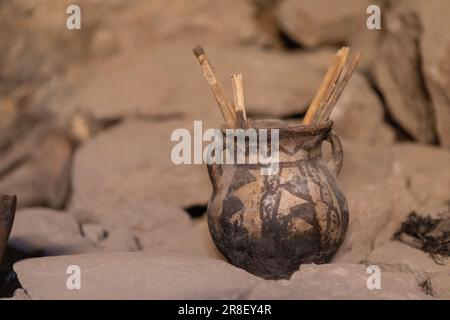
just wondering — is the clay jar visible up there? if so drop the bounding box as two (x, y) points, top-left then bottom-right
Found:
(0, 195), (16, 264)
(206, 119), (348, 279)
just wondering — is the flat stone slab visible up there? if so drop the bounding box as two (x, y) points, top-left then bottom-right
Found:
(14, 253), (262, 300)
(249, 263), (429, 300)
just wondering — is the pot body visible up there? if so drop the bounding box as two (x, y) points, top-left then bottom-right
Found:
(0, 195), (16, 264)
(207, 120), (348, 279)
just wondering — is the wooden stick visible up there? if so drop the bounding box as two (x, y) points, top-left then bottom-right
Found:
(319, 53), (361, 122)
(311, 47), (350, 124)
(193, 46), (237, 127)
(231, 73), (248, 129)
(303, 47), (349, 125)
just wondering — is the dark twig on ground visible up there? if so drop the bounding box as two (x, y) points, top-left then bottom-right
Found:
(393, 211), (450, 263)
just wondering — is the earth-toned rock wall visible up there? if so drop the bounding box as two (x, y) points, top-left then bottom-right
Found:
(0, 0), (449, 300)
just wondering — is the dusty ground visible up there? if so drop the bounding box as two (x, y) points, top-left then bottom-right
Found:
(0, 0), (449, 299)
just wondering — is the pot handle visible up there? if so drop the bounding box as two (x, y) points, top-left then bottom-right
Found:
(207, 163), (222, 191)
(324, 130), (343, 176)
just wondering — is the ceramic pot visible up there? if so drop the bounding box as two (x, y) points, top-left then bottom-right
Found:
(206, 119), (348, 279)
(0, 195), (17, 264)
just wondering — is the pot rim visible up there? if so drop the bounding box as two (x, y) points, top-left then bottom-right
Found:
(221, 119), (333, 136)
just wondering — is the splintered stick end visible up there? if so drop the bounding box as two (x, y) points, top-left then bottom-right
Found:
(337, 46), (350, 57)
(231, 74), (243, 104)
(192, 46), (205, 59)
(320, 52), (362, 122)
(231, 73), (248, 129)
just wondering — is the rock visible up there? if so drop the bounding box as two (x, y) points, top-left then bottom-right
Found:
(333, 182), (400, 263)
(1, 289), (31, 300)
(416, 0), (450, 147)
(334, 140), (450, 262)
(81, 223), (107, 245)
(80, 223), (140, 253)
(7, 206), (139, 258)
(74, 200), (216, 258)
(372, 1), (435, 143)
(0, 97), (20, 150)
(8, 208), (95, 256)
(368, 241), (450, 284)
(0, 0), (97, 92)
(338, 139), (394, 190)
(0, 0), (258, 93)
(389, 144), (450, 206)
(276, 0), (382, 70)
(89, 225), (141, 253)
(371, 191), (421, 255)
(14, 253), (262, 299)
(331, 72), (395, 144)
(414, 204), (450, 222)
(12, 288), (31, 300)
(276, 0), (447, 146)
(277, 0), (367, 47)
(339, 141), (450, 207)
(248, 263), (428, 300)
(427, 270), (450, 299)
(0, 129), (73, 208)
(372, 144), (450, 247)
(70, 118), (211, 209)
(248, 281), (300, 300)
(108, 0), (258, 49)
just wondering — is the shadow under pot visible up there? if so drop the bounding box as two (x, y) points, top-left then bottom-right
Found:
(206, 119), (349, 279)
(0, 195), (17, 264)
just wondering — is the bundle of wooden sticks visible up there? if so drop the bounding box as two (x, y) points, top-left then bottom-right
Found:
(193, 46), (361, 128)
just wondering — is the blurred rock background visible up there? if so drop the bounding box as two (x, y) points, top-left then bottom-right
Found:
(0, 0), (449, 299)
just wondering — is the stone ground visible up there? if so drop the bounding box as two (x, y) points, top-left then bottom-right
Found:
(0, 0), (449, 300)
